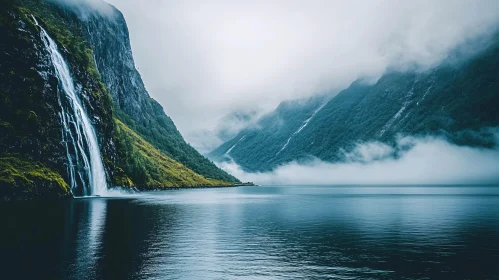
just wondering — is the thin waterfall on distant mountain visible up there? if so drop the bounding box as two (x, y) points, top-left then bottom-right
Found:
(276, 102), (327, 156)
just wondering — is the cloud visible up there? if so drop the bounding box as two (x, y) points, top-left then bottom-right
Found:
(48, 0), (116, 16)
(187, 108), (265, 153)
(218, 134), (499, 185)
(105, 0), (499, 150)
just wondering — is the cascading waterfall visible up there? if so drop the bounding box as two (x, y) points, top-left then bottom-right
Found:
(32, 16), (107, 197)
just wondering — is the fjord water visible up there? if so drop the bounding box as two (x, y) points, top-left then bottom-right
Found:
(33, 16), (107, 197)
(2, 186), (499, 279)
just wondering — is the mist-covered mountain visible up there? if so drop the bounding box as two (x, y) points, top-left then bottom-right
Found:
(0, 0), (238, 199)
(76, 2), (238, 183)
(209, 33), (499, 172)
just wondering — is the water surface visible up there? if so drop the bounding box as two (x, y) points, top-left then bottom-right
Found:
(1, 186), (499, 279)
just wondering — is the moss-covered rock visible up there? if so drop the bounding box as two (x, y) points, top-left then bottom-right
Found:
(0, 2), (123, 199)
(1, 0), (238, 199)
(0, 156), (70, 200)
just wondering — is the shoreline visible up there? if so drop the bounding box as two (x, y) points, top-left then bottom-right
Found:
(142, 182), (256, 191)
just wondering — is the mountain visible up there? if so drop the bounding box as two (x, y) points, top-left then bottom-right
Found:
(0, 0), (238, 199)
(209, 33), (499, 172)
(188, 109), (263, 154)
(78, 8), (238, 183)
(209, 95), (330, 171)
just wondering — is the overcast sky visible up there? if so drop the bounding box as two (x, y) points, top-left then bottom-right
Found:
(103, 0), (499, 151)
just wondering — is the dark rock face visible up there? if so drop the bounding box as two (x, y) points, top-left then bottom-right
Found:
(0, 2), (125, 199)
(72, 6), (238, 183)
(210, 34), (499, 172)
(1, 0), (238, 199)
(0, 8), (70, 199)
(78, 9), (151, 122)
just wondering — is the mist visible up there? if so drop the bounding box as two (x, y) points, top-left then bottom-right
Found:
(218, 133), (499, 185)
(48, 0), (115, 16)
(102, 0), (499, 151)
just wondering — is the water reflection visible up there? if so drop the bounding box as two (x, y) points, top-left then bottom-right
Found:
(70, 199), (107, 278)
(54, 198), (107, 279)
(1, 186), (499, 279)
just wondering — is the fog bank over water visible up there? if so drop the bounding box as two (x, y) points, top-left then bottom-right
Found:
(219, 134), (499, 185)
(105, 0), (499, 150)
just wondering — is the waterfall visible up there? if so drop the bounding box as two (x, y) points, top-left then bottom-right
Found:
(275, 102), (327, 157)
(32, 16), (108, 197)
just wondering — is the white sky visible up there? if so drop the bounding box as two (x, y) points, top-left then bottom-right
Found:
(102, 0), (499, 150)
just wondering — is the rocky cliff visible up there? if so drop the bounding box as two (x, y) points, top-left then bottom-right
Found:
(72, 4), (238, 183)
(0, 0), (238, 200)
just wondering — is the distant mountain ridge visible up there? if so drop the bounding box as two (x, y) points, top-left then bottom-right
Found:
(209, 33), (499, 172)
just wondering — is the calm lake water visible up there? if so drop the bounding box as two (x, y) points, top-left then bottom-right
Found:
(1, 186), (499, 279)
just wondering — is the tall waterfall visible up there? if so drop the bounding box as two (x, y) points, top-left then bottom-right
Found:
(33, 16), (108, 197)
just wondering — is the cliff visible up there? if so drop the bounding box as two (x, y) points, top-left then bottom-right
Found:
(0, 0), (238, 199)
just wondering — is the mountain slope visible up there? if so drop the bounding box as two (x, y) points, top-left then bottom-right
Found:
(114, 119), (233, 188)
(210, 34), (499, 172)
(0, 0), (238, 199)
(77, 6), (238, 183)
(209, 95), (330, 171)
(1, 1), (121, 199)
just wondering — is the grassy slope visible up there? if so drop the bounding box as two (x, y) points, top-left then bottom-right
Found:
(114, 119), (233, 189)
(26, 0), (238, 188)
(80, 3), (240, 184)
(1, 1), (237, 198)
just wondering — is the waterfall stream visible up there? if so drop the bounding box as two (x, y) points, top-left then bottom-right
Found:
(33, 16), (108, 197)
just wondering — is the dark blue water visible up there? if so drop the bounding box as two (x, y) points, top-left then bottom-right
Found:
(1, 186), (499, 279)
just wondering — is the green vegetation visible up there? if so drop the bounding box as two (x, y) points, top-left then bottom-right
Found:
(114, 101), (240, 184)
(209, 96), (329, 171)
(1, 2), (121, 198)
(79, 6), (239, 183)
(19, 1), (114, 127)
(211, 34), (499, 172)
(0, 3), (68, 190)
(1, 0), (238, 199)
(19, 1), (102, 82)
(0, 156), (70, 199)
(114, 119), (233, 189)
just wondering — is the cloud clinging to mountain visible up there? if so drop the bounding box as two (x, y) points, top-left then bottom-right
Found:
(101, 0), (499, 150)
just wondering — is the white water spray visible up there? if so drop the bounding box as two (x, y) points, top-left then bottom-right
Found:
(33, 16), (107, 197)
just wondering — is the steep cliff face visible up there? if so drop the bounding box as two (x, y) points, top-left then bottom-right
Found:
(210, 34), (499, 172)
(0, 2), (125, 198)
(0, 0), (238, 199)
(73, 6), (238, 183)
(76, 9), (152, 123)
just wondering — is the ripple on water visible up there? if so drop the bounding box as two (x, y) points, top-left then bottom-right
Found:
(1, 186), (499, 279)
